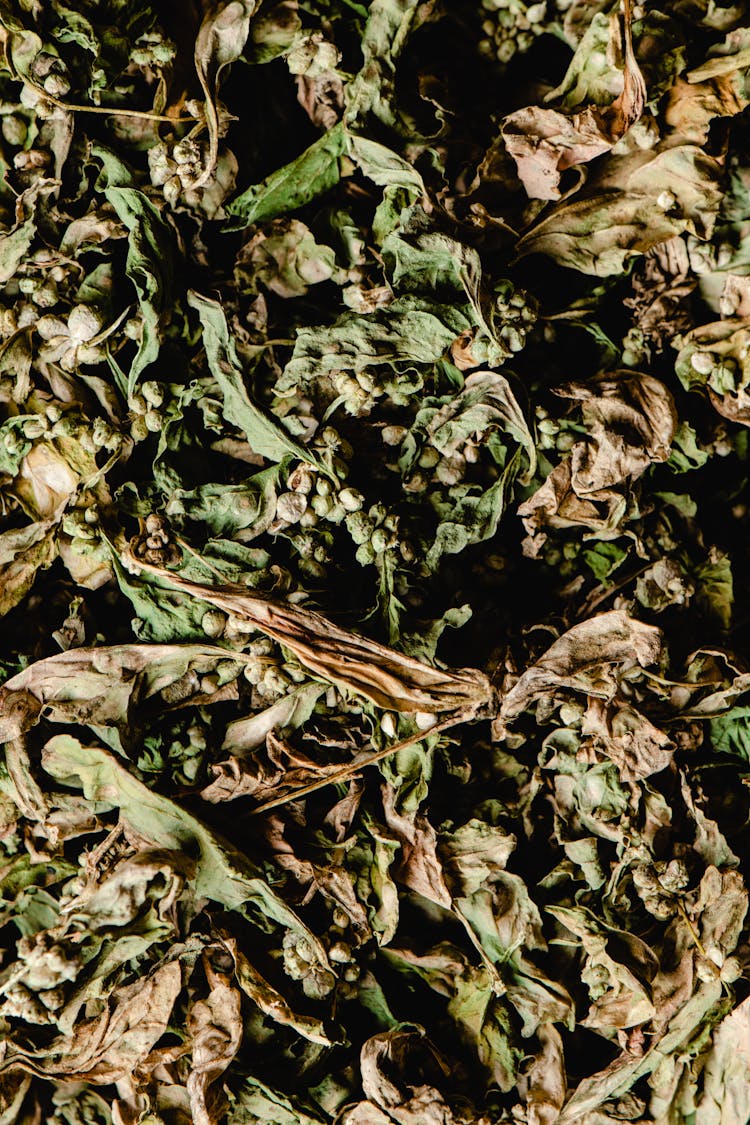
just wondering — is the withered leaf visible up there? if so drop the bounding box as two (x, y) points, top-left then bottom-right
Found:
(517, 145), (724, 275)
(186, 952), (244, 1125)
(3, 0), (750, 1119)
(0, 644), (244, 744)
(123, 553), (494, 717)
(192, 2), (257, 191)
(500, 610), (663, 723)
(0, 521), (57, 618)
(581, 698), (674, 780)
(3, 961), (182, 1082)
(502, 3), (645, 200)
(518, 370), (676, 547)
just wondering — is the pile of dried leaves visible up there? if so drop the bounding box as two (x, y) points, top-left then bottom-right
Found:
(3, 0), (750, 1121)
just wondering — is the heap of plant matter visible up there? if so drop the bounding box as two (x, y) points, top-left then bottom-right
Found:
(2, 0), (750, 1122)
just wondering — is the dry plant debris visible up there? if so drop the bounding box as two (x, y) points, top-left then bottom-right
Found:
(2, 0), (750, 1122)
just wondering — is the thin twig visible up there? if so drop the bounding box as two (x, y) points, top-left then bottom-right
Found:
(26, 79), (195, 124)
(575, 563), (652, 621)
(677, 900), (706, 957)
(251, 714), (463, 816)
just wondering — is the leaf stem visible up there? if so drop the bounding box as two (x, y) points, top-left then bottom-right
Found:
(250, 714), (463, 816)
(26, 79), (196, 124)
(677, 900), (706, 956)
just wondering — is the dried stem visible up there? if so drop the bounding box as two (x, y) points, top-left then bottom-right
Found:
(677, 901), (706, 957)
(27, 79), (195, 124)
(251, 714), (463, 816)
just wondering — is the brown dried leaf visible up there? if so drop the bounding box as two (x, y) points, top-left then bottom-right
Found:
(217, 929), (333, 1045)
(625, 238), (696, 354)
(694, 866), (748, 961)
(3, 737), (48, 821)
(695, 995), (750, 1124)
(581, 698), (674, 780)
(186, 953), (243, 1125)
(516, 144), (724, 275)
(296, 71), (345, 130)
(200, 735), (345, 804)
(192, 1), (257, 190)
(341, 1028), (457, 1125)
(5, 961), (182, 1082)
(524, 1024), (567, 1125)
(665, 75), (749, 143)
(381, 791), (452, 910)
(501, 2), (645, 200)
(0, 521), (57, 618)
(122, 553), (494, 717)
(564, 370), (678, 470)
(500, 610), (663, 723)
(518, 370), (676, 546)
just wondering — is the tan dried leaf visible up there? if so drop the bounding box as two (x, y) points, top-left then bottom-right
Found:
(525, 1024), (567, 1125)
(0, 643), (241, 744)
(217, 930), (332, 1045)
(13, 443), (79, 520)
(696, 995), (750, 1125)
(122, 553), (494, 717)
(581, 698), (674, 780)
(192, 1), (257, 190)
(381, 790), (452, 910)
(5, 962), (182, 1082)
(186, 953), (244, 1125)
(344, 1028), (457, 1125)
(500, 610), (663, 723)
(516, 144), (723, 276)
(518, 371), (676, 545)
(0, 521), (57, 617)
(665, 75), (749, 143)
(502, 2), (645, 200)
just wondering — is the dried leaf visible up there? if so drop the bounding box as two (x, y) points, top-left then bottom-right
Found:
(186, 953), (244, 1125)
(500, 610), (663, 723)
(40, 733), (332, 969)
(0, 644), (244, 744)
(4, 961), (182, 1081)
(122, 554), (494, 717)
(518, 370), (676, 546)
(502, 3), (645, 200)
(517, 145), (724, 275)
(0, 522), (56, 617)
(193, 2), (257, 190)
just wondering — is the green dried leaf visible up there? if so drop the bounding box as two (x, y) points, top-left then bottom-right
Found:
(99, 181), (174, 394)
(226, 123), (346, 229)
(41, 734), (332, 961)
(188, 289), (322, 467)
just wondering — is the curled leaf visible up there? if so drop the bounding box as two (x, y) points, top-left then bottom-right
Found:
(518, 370), (676, 547)
(0, 522), (56, 618)
(500, 610), (663, 723)
(0, 644), (244, 745)
(502, 1), (646, 200)
(122, 552), (495, 718)
(516, 144), (724, 275)
(187, 951), (244, 1125)
(3, 961), (182, 1082)
(193, 1), (257, 191)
